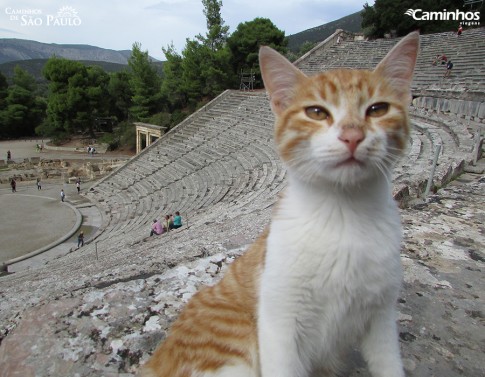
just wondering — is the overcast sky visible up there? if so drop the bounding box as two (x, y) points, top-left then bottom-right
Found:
(0, 0), (369, 60)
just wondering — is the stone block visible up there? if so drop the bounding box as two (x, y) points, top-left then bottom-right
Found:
(448, 100), (459, 114)
(425, 97), (435, 109)
(467, 101), (480, 118)
(478, 102), (485, 119)
(438, 98), (450, 112)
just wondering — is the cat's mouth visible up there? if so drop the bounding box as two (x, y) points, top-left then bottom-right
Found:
(336, 157), (364, 168)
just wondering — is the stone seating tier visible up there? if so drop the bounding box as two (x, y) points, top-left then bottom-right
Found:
(2, 33), (483, 367)
(85, 92), (282, 242)
(298, 28), (485, 100)
(83, 78), (482, 248)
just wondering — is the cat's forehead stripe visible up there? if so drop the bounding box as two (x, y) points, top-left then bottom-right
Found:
(306, 69), (378, 104)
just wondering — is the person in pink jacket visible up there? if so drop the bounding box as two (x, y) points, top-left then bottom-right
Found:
(150, 219), (163, 236)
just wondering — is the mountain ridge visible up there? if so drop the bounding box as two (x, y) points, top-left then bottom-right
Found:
(0, 38), (158, 65)
(0, 10), (363, 79)
(287, 11), (362, 52)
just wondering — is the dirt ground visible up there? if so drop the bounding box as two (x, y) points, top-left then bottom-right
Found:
(0, 138), (134, 163)
(0, 138), (132, 262)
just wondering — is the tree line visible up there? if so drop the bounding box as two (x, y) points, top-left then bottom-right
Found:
(362, 0), (484, 38)
(0, 0), (288, 146)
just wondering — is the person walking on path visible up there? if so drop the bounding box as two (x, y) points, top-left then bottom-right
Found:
(7, 150), (11, 161)
(76, 180), (80, 194)
(61, 189), (65, 202)
(10, 178), (16, 192)
(77, 231), (84, 248)
(444, 60), (453, 78)
(37, 178), (42, 190)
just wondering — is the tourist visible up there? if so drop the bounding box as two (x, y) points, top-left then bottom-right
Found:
(61, 189), (65, 202)
(163, 215), (171, 233)
(444, 60), (453, 78)
(7, 150), (11, 161)
(76, 180), (81, 194)
(77, 231), (84, 248)
(10, 178), (16, 192)
(150, 219), (163, 236)
(172, 211), (183, 229)
(37, 178), (41, 190)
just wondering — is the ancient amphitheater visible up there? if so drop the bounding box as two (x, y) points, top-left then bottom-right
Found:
(0, 29), (484, 376)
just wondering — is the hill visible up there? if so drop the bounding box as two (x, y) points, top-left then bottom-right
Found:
(0, 59), (130, 82)
(287, 11), (363, 52)
(0, 11), (364, 78)
(0, 38), (159, 65)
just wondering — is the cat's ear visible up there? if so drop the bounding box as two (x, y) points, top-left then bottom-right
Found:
(259, 46), (306, 116)
(374, 31), (419, 102)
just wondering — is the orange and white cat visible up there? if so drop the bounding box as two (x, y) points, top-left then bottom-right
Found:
(138, 31), (419, 377)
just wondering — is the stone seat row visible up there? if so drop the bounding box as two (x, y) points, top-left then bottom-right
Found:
(89, 107), (473, 247)
(395, 114), (473, 197)
(298, 28), (485, 94)
(105, 155), (272, 239)
(410, 108), (480, 154)
(85, 27), (484, 257)
(86, 92), (283, 242)
(92, 128), (455, 249)
(90, 157), (281, 246)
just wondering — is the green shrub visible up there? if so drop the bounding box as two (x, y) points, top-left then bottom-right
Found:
(98, 133), (119, 151)
(119, 121), (136, 150)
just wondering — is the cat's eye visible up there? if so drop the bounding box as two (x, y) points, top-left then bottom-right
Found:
(305, 106), (330, 121)
(366, 102), (389, 117)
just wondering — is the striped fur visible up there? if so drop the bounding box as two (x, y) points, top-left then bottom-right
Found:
(138, 232), (267, 377)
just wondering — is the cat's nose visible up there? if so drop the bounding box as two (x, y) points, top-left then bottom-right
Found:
(339, 128), (365, 154)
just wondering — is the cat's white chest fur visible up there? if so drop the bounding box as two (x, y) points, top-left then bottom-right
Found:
(256, 30), (419, 377)
(258, 174), (404, 377)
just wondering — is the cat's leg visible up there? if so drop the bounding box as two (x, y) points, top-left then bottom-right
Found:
(258, 299), (306, 377)
(360, 305), (404, 377)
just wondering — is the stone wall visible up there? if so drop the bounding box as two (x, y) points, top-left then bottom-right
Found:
(413, 96), (485, 122)
(0, 159), (126, 184)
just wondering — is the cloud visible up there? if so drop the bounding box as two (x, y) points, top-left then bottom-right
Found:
(145, 0), (199, 11)
(223, 0), (364, 34)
